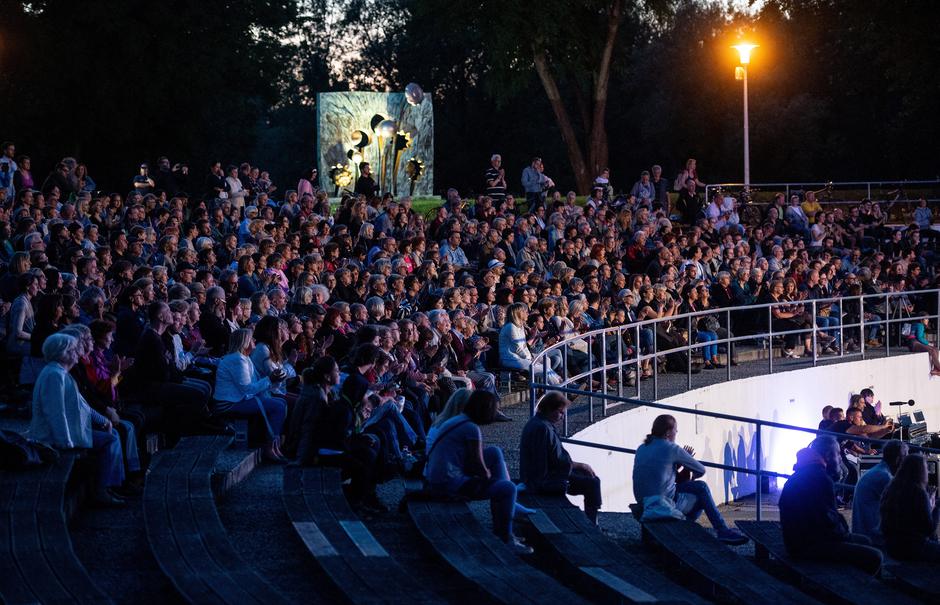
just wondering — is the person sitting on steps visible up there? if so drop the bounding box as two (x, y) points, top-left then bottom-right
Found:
(632, 414), (748, 545)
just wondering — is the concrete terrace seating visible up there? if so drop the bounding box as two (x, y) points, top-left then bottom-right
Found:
(638, 518), (822, 605)
(736, 520), (922, 605)
(283, 465), (445, 605)
(518, 493), (705, 604)
(0, 453), (112, 605)
(407, 499), (592, 605)
(884, 561), (940, 603)
(144, 435), (289, 604)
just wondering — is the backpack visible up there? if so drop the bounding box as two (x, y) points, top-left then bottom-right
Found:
(0, 430), (60, 470)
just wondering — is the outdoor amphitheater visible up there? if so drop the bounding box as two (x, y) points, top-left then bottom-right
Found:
(3, 1), (940, 602)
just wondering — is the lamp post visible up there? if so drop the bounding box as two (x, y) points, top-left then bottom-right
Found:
(732, 43), (757, 193)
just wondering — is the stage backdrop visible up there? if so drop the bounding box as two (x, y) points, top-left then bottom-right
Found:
(316, 91), (434, 197)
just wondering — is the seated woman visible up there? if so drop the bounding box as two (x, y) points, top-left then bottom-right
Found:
(20, 292), (64, 384)
(250, 316), (298, 405)
(499, 302), (560, 384)
(632, 414), (748, 545)
(880, 454), (940, 562)
(64, 323), (142, 491)
(214, 328), (288, 462)
(678, 284), (724, 370)
(28, 333), (126, 506)
(906, 312), (940, 376)
(424, 390), (532, 554)
(7, 272), (38, 358)
(291, 356), (386, 512)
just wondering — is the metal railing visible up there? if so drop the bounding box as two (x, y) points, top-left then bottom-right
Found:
(533, 385), (940, 522)
(703, 178), (940, 206)
(528, 288), (940, 435)
(705, 179), (940, 218)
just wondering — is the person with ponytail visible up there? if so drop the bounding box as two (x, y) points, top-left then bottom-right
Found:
(632, 414), (747, 545)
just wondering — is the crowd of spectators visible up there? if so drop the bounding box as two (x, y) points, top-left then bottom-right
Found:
(777, 387), (940, 574)
(2, 140), (937, 530)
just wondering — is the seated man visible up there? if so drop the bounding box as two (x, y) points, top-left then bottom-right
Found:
(852, 440), (907, 544)
(829, 407), (895, 485)
(632, 414), (748, 545)
(519, 392), (602, 523)
(779, 436), (883, 575)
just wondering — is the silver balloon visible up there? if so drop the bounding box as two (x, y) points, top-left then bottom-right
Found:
(405, 82), (425, 106)
(378, 119), (397, 138)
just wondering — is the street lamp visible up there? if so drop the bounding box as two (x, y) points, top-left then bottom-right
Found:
(732, 43), (758, 193)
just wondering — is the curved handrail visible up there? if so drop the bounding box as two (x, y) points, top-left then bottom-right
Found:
(528, 287), (940, 422)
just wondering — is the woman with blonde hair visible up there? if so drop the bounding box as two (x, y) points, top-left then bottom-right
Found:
(499, 303), (561, 384)
(214, 328), (289, 462)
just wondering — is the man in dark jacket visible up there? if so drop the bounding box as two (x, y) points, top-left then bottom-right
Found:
(778, 436), (883, 574)
(519, 392), (601, 523)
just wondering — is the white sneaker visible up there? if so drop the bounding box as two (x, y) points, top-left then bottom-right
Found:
(505, 536), (534, 555)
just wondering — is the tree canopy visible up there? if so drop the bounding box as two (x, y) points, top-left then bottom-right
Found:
(0, 0), (938, 194)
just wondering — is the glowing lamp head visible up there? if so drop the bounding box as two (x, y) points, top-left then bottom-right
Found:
(732, 43), (758, 65)
(352, 151), (363, 164)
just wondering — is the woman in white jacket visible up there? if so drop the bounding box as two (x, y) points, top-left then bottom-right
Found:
(29, 333), (126, 505)
(214, 328), (288, 462)
(498, 303), (561, 384)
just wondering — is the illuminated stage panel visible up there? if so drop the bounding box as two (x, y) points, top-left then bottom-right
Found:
(316, 91), (434, 196)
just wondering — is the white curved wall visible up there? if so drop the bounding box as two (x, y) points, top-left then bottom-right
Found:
(566, 353), (940, 513)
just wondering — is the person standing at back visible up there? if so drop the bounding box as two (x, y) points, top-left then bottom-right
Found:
(521, 157), (553, 213)
(484, 154), (507, 206)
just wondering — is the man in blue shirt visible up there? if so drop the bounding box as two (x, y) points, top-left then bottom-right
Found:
(439, 231), (469, 267)
(521, 157), (553, 212)
(852, 440), (907, 544)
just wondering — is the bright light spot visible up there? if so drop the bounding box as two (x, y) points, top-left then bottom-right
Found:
(732, 43), (758, 65)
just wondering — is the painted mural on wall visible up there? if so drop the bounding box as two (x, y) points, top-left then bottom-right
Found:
(316, 87), (434, 197)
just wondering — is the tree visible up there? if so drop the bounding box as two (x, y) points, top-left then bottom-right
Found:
(346, 0), (659, 194)
(0, 0), (299, 188)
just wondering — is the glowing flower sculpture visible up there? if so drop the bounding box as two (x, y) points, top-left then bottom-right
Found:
(329, 163), (353, 195)
(406, 158), (425, 196)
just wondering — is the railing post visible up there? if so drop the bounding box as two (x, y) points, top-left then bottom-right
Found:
(529, 365), (536, 419)
(616, 327), (622, 401)
(653, 327), (659, 399)
(687, 315), (693, 391)
(811, 299), (818, 366)
(726, 308), (732, 382)
(635, 324), (642, 399)
(768, 306), (774, 374)
(563, 342), (569, 384)
(885, 293), (890, 358)
(755, 424), (763, 522)
(860, 295), (866, 359)
(839, 303), (844, 357)
(587, 334), (594, 412)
